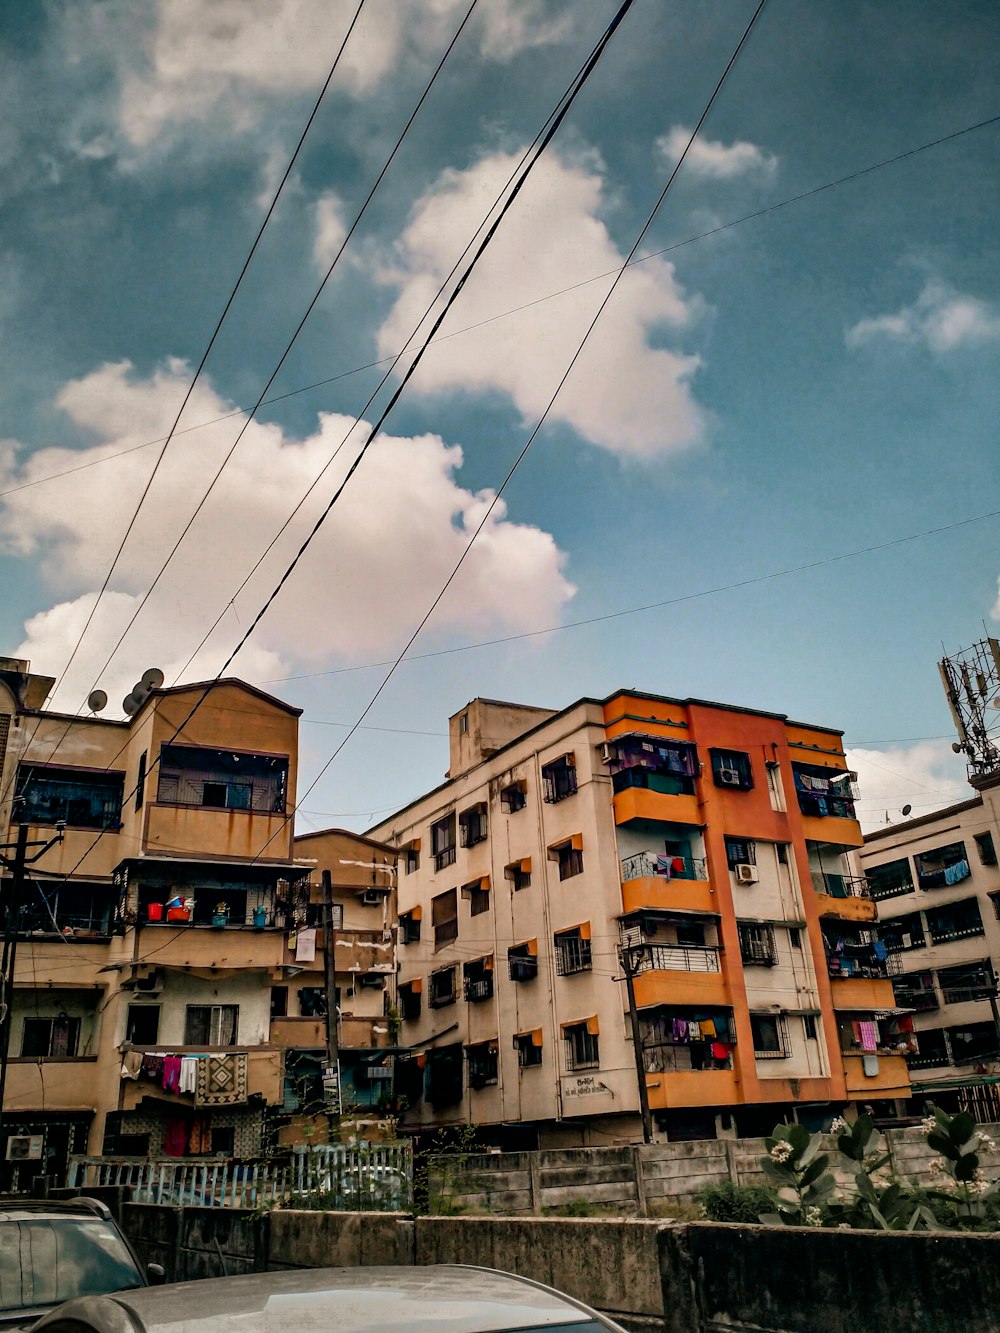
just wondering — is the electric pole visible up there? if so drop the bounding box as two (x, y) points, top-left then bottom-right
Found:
(320, 869), (341, 1122)
(0, 805), (65, 1140)
(620, 942), (653, 1144)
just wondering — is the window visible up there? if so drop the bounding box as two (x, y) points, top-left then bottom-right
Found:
(791, 762), (857, 819)
(508, 941), (538, 982)
(750, 1013), (789, 1058)
(402, 842), (420, 874)
(776, 843), (789, 865)
(541, 754), (577, 803)
(880, 911), (926, 952)
(938, 960), (995, 1005)
(21, 1015), (80, 1058)
(865, 857), (914, 900)
(914, 841), (969, 890)
(298, 987), (327, 1017)
(15, 764), (124, 831)
(462, 878), (490, 916)
(564, 1018), (600, 1071)
(459, 803), (488, 848)
(429, 966), (457, 1008)
(125, 1004), (160, 1045)
(432, 888), (458, 948)
(184, 1004), (238, 1046)
(802, 1015), (818, 1041)
(500, 782), (526, 813)
(157, 745), (288, 814)
(466, 1040), (498, 1089)
(725, 837), (756, 869)
(399, 980), (422, 1021)
(514, 1031), (543, 1068)
(975, 831), (997, 866)
(948, 1021), (1000, 1065)
(789, 928), (802, 950)
(555, 926), (592, 976)
(893, 970), (938, 1012)
(676, 921), (706, 947)
(710, 749), (753, 791)
(549, 837), (583, 880)
(737, 921), (777, 966)
(459, 713), (469, 734)
(463, 956), (494, 1003)
(430, 813), (457, 871)
(925, 897), (984, 944)
(908, 1027), (949, 1070)
(427, 1042), (464, 1108)
(19, 880), (115, 936)
(399, 910), (421, 943)
(765, 761), (786, 812)
(505, 859), (531, 891)
(270, 986), (288, 1018)
(135, 751), (147, 811)
(210, 1127), (235, 1156)
(607, 735), (699, 797)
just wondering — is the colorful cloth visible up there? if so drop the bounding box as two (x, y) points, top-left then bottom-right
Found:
(195, 1052), (249, 1107)
(120, 1050), (142, 1080)
(179, 1057), (198, 1094)
(859, 1021), (879, 1052)
(163, 1118), (188, 1157)
(162, 1056), (182, 1092)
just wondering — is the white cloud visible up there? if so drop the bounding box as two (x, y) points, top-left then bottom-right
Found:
(1, 360), (574, 710)
(312, 192), (348, 270)
(374, 147), (707, 458)
(112, 0), (569, 149)
(846, 279), (1000, 353)
(657, 125), (778, 180)
(845, 741), (969, 834)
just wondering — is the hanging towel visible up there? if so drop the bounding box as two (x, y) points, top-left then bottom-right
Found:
(873, 939), (888, 961)
(944, 859), (971, 885)
(862, 1053), (880, 1078)
(162, 1056), (182, 1092)
(655, 855), (673, 877)
(141, 1053), (164, 1081)
(688, 1021), (701, 1040)
(700, 1018), (717, 1038)
(120, 1049), (143, 1080)
(296, 927), (317, 962)
(179, 1057), (198, 1095)
(163, 1118), (188, 1157)
(711, 1041), (731, 1061)
(859, 1021), (879, 1052)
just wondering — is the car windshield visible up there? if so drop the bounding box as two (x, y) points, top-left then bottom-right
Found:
(0, 1218), (143, 1313)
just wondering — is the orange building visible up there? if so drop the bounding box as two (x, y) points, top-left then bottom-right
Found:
(373, 689), (909, 1146)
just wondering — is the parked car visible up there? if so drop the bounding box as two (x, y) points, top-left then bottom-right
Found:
(29, 1264), (628, 1333)
(0, 1198), (162, 1331)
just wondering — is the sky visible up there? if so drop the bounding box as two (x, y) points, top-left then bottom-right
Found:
(1, 0), (998, 835)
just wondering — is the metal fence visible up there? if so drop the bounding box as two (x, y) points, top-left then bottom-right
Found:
(66, 1142), (412, 1211)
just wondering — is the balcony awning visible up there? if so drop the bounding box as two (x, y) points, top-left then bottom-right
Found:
(405, 977), (423, 994)
(514, 1028), (543, 1047)
(404, 905), (422, 921)
(562, 1015), (600, 1035)
(515, 937), (538, 957)
(405, 838), (421, 852)
(547, 834), (583, 857)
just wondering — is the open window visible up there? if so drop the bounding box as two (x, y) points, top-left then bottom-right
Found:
(429, 966), (457, 1008)
(15, 763), (124, 831)
(459, 803), (488, 848)
(563, 1016), (600, 1071)
(541, 754), (577, 803)
(430, 813), (457, 871)
(399, 979), (422, 1021)
(500, 781), (527, 813)
(508, 939), (538, 982)
(463, 955), (494, 1003)
(504, 858), (531, 891)
(554, 923), (592, 976)
(399, 907), (421, 943)
(548, 835), (583, 881)
(514, 1029), (543, 1068)
(462, 877), (491, 916)
(466, 1040), (499, 1089)
(432, 888), (458, 948)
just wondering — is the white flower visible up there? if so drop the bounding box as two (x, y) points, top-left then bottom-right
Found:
(921, 1116), (938, 1135)
(929, 1159), (945, 1175)
(804, 1206), (823, 1227)
(770, 1141), (793, 1163)
(831, 1117), (850, 1135)
(977, 1133), (996, 1153)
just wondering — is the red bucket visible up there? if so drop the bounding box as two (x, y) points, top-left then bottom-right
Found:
(147, 903), (164, 922)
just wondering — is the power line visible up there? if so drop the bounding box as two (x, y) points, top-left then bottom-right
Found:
(267, 0), (770, 858)
(265, 501), (1000, 683)
(4, 111), (996, 503)
(44, 0), (633, 887)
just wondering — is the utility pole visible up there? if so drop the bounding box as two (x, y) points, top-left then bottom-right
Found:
(0, 805), (65, 1141)
(320, 869), (341, 1122)
(619, 942), (653, 1145)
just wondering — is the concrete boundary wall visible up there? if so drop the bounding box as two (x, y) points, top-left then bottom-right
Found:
(432, 1124), (1000, 1215)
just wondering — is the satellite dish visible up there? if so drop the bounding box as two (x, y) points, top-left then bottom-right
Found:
(130, 681), (151, 707)
(87, 689), (108, 714)
(901, 804), (912, 817)
(952, 742), (964, 754)
(122, 694), (140, 716)
(142, 667), (165, 690)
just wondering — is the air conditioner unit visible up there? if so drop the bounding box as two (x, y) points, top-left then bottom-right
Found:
(719, 769), (741, 787)
(359, 972), (386, 989)
(736, 863), (758, 884)
(6, 1134), (43, 1161)
(360, 889), (387, 906)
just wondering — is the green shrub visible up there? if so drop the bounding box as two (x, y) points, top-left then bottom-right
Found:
(698, 1181), (773, 1223)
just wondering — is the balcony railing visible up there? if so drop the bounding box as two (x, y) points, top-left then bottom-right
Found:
(631, 942), (721, 974)
(508, 955), (538, 982)
(555, 938), (593, 976)
(826, 949), (899, 980)
(620, 851), (708, 882)
(812, 872), (871, 900)
(464, 976), (494, 1003)
(928, 923), (987, 945)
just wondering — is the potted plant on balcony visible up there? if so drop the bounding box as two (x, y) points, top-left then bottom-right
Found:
(211, 901), (230, 928)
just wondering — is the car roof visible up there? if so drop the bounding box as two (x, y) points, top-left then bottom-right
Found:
(0, 1199), (112, 1223)
(92, 1265), (607, 1333)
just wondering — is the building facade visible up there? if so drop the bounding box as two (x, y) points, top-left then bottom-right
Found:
(0, 657), (395, 1190)
(372, 691), (909, 1147)
(859, 785), (1000, 1121)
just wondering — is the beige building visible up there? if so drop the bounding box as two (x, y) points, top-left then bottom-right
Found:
(859, 782), (1000, 1120)
(372, 691), (904, 1148)
(0, 656), (395, 1190)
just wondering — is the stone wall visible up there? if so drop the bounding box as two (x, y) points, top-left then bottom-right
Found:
(123, 1203), (267, 1281)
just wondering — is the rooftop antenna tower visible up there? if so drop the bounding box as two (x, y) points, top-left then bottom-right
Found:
(939, 637), (1000, 783)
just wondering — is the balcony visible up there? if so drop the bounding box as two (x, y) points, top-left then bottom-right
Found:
(620, 857), (716, 917)
(826, 948), (897, 982)
(555, 938), (593, 977)
(612, 784), (701, 830)
(630, 942), (727, 1008)
(143, 803), (293, 862)
(645, 1068), (739, 1110)
(812, 871), (870, 899)
(842, 1053), (911, 1097)
(622, 851), (707, 882)
(119, 1045), (282, 1107)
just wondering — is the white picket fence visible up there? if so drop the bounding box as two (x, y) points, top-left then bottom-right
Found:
(66, 1142), (412, 1211)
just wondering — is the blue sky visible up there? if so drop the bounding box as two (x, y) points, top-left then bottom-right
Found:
(1, 0), (998, 833)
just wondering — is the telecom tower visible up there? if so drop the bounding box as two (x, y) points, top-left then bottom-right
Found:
(940, 637), (1000, 783)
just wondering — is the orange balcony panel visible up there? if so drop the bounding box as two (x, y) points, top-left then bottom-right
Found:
(814, 893), (876, 923)
(646, 1068), (739, 1110)
(270, 1017), (325, 1048)
(621, 876), (718, 917)
(843, 1053), (911, 1098)
(5, 1058), (101, 1113)
(634, 969), (730, 1009)
(829, 976), (897, 1010)
(799, 814), (863, 848)
(612, 787), (702, 829)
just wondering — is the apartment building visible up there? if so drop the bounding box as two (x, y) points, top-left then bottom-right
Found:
(371, 690), (908, 1147)
(0, 656), (395, 1191)
(859, 788), (1000, 1120)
